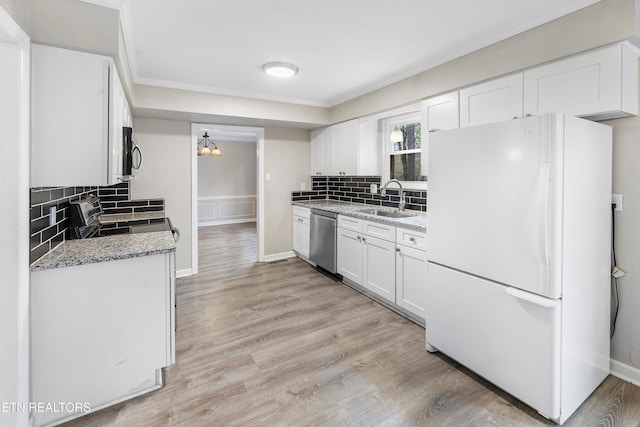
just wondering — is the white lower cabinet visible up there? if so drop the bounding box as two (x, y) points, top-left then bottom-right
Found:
(362, 235), (396, 303)
(31, 253), (175, 426)
(337, 227), (364, 284)
(292, 206), (311, 259)
(396, 243), (427, 319)
(337, 215), (426, 319)
(337, 217), (396, 302)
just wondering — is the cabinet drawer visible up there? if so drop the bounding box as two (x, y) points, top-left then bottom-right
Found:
(363, 220), (395, 241)
(396, 228), (427, 251)
(338, 215), (362, 232)
(292, 206), (311, 219)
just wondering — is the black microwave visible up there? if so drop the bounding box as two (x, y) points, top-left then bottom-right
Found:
(123, 127), (142, 180)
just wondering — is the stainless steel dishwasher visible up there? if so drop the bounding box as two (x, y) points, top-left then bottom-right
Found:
(309, 208), (338, 274)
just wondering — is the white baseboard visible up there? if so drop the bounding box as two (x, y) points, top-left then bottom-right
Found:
(263, 251), (296, 262)
(198, 218), (256, 227)
(176, 268), (193, 278)
(610, 358), (640, 387)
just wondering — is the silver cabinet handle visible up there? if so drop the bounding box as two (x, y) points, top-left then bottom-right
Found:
(396, 247), (401, 253)
(409, 236), (416, 242)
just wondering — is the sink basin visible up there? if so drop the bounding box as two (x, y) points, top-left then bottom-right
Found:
(359, 209), (413, 219)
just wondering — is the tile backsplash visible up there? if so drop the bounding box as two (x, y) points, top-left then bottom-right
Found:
(291, 176), (427, 212)
(30, 182), (165, 265)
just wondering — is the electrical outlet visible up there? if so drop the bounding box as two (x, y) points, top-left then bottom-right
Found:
(49, 206), (57, 226)
(612, 194), (622, 212)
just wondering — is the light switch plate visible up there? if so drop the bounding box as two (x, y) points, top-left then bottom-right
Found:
(612, 194), (622, 212)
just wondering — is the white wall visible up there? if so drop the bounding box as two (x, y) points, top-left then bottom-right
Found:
(0, 0), (26, 31)
(198, 139), (257, 225)
(263, 127), (311, 258)
(29, 0), (120, 57)
(131, 118), (193, 275)
(330, 0), (635, 123)
(605, 112), (640, 378)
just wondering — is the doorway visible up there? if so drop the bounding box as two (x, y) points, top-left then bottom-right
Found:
(191, 123), (265, 275)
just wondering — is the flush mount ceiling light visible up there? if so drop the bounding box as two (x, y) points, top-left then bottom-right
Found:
(261, 61), (299, 78)
(197, 132), (222, 157)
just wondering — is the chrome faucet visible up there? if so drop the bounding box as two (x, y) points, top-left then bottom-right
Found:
(380, 179), (406, 211)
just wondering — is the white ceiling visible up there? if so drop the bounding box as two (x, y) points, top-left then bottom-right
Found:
(85, 0), (600, 108)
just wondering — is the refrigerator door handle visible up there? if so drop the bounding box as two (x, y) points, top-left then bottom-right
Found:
(506, 287), (558, 308)
(537, 162), (551, 280)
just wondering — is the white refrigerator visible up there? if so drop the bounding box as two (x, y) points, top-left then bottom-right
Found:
(426, 113), (611, 424)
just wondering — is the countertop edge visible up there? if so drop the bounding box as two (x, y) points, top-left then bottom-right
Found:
(30, 230), (177, 272)
(292, 200), (426, 232)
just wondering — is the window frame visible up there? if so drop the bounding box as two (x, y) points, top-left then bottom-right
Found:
(381, 112), (427, 190)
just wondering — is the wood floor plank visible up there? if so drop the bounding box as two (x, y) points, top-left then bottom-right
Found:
(62, 223), (640, 426)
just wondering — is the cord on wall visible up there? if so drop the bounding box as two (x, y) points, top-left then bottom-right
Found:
(610, 202), (625, 339)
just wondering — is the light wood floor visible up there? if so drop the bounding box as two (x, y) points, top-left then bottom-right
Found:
(65, 223), (640, 426)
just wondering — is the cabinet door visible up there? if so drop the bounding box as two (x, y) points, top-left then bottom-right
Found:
(524, 42), (638, 120)
(292, 215), (304, 254)
(395, 245), (427, 319)
(333, 119), (358, 176)
(310, 128), (324, 176)
(357, 118), (380, 176)
(459, 73), (523, 127)
(337, 228), (363, 285)
(292, 215), (311, 259)
(31, 44), (110, 187)
(322, 127), (336, 175)
(301, 217), (311, 258)
(421, 92), (459, 176)
(31, 254), (170, 426)
(363, 235), (396, 303)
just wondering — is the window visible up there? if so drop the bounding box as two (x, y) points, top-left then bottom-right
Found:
(382, 112), (426, 188)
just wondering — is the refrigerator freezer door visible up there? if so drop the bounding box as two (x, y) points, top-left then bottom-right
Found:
(428, 115), (559, 298)
(426, 263), (561, 420)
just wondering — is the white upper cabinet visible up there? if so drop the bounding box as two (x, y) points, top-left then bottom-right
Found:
(524, 42), (639, 120)
(420, 91), (459, 176)
(332, 119), (358, 176)
(459, 73), (524, 128)
(309, 119), (363, 176)
(310, 128), (324, 176)
(31, 44), (131, 187)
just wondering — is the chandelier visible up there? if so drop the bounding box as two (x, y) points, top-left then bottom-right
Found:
(197, 132), (222, 156)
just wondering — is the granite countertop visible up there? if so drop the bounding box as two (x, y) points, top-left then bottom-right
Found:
(30, 230), (176, 272)
(292, 199), (426, 232)
(99, 211), (165, 224)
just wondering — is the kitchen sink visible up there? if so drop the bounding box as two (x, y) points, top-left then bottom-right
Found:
(359, 209), (414, 219)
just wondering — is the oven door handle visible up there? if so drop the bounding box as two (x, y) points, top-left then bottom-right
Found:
(171, 226), (180, 243)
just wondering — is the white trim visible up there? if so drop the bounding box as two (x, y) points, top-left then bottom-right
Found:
(192, 123), (265, 273)
(198, 195), (257, 201)
(0, 6), (30, 427)
(136, 76), (330, 108)
(176, 268), (193, 278)
(198, 218), (256, 227)
(610, 358), (640, 387)
(263, 251), (297, 262)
